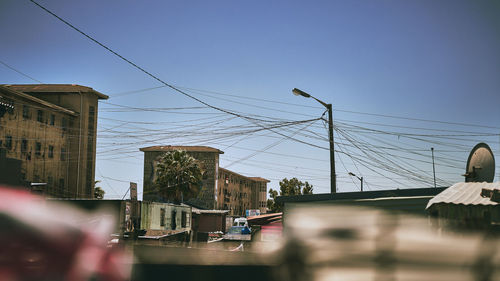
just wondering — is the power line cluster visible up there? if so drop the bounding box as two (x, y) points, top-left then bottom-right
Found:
(95, 84), (500, 195)
(3, 0), (498, 198)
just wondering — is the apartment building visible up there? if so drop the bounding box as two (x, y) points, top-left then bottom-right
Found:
(217, 168), (269, 216)
(0, 84), (108, 198)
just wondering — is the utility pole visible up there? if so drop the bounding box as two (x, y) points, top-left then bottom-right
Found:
(293, 88), (336, 193)
(431, 147), (436, 188)
(327, 104), (336, 193)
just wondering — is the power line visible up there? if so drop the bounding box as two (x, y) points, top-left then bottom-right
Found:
(28, 0), (288, 125)
(0, 60), (43, 84)
(335, 109), (500, 130)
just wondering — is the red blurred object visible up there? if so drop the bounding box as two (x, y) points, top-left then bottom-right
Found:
(0, 186), (131, 281)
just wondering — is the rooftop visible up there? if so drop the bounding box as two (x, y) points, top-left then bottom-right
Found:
(140, 145), (224, 154)
(277, 187), (447, 204)
(0, 85), (77, 116)
(3, 84), (109, 100)
(219, 167), (270, 183)
(248, 177), (271, 183)
(191, 207), (229, 215)
(426, 182), (500, 209)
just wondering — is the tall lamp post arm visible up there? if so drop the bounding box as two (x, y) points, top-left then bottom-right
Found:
(292, 88), (336, 193)
(311, 96), (329, 108)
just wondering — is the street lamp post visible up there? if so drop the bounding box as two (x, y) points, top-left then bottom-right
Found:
(292, 88), (336, 193)
(348, 172), (363, 192)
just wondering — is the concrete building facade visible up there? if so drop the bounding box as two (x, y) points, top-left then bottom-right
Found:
(140, 201), (191, 236)
(217, 168), (269, 216)
(140, 145), (224, 209)
(0, 84), (108, 198)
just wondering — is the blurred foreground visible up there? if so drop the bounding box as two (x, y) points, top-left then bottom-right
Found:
(1, 187), (499, 281)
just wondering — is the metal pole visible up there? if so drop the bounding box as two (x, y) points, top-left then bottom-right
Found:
(360, 177), (363, 192)
(431, 147), (436, 188)
(327, 104), (336, 193)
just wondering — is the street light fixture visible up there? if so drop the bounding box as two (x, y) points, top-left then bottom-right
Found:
(348, 172), (363, 192)
(292, 88), (336, 193)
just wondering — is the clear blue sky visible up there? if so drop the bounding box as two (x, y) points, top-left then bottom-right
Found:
(1, 0), (499, 199)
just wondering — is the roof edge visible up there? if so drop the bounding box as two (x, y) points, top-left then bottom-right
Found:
(0, 85), (78, 116)
(2, 84), (109, 100)
(219, 167), (270, 183)
(139, 145), (224, 154)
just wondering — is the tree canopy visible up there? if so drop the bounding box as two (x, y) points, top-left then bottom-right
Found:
(94, 181), (105, 199)
(154, 150), (203, 204)
(267, 177), (313, 213)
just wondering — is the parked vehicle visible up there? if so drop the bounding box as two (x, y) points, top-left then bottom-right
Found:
(233, 217), (248, 227)
(223, 226), (251, 241)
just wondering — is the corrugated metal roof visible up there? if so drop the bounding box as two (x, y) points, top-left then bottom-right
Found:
(3, 84), (109, 100)
(426, 182), (500, 209)
(140, 145), (224, 154)
(191, 207), (229, 214)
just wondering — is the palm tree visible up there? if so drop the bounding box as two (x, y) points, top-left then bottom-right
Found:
(94, 181), (105, 199)
(154, 150), (203, 204)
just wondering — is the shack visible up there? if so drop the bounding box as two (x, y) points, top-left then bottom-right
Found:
(140, 201), (192, 236)
(426, 182), (500, 232)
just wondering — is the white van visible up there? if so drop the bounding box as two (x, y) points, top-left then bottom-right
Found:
(233, 217), (248, 227)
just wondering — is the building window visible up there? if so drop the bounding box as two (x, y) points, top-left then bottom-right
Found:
(48, 145), (54, 158)
(160, 208), (166, 227)
(61, 117), (67, 131)
(21, 139), (28, 153)
(60, 148), (66, 161)
(171, 210), (177, 230)
(50, 114), (55, 125)
(35, 142), (42, 156)
(5, 136), (12, 150)
(181, 211), (187, 228)
(59, 178), (65, 192)
(22, 105), (29, 119)
(37, 110), (44, 123)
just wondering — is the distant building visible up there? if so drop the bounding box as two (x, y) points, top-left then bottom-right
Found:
(140, 145), (224, 209)
(0, 84), (108, 198)
(140, 201), (192, 236)
(217, 168), (269, 216)
(47, 198), (191, 238)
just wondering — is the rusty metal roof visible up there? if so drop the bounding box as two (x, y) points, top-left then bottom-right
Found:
(3, 84), (109, 100)
(247, 212), (282, 226)
(139, 145), (224, 154)
(191, 207), (229, 215)
(426, 182), (500, 209)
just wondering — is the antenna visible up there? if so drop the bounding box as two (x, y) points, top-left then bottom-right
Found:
(463, 143), (495, 183)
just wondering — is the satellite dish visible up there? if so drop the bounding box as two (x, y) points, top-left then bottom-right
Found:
(464, 143), (495, 183)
